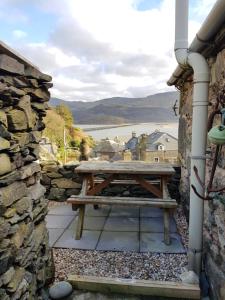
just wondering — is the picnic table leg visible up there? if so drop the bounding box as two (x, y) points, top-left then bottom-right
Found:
(89, 174), (99, 210)
(75, 205), (85, 240)
(163, 209), (171, 245)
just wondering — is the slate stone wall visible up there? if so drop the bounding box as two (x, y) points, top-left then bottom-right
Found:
(0, 52), (54, 299)
(40, 161), (82, 201)
(178, 49), (225, 299)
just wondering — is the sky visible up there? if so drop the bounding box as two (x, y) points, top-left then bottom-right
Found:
(0, 0), (216, 101)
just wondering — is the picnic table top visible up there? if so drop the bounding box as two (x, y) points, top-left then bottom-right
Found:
(75, 161), (175, 175)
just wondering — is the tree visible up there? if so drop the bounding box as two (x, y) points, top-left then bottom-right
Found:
(55, 104), (74, 128)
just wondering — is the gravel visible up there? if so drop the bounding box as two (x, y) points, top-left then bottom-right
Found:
(52, 202), (188, 283)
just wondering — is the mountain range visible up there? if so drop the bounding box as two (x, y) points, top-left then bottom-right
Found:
(50, 91), (179, 124)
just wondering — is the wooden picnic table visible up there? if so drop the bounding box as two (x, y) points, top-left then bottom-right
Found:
(67, 161), (177, 244)
(75, 161), (175, 198)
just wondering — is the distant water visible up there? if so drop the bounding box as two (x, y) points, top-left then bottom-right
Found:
(77, 122), (178, 141)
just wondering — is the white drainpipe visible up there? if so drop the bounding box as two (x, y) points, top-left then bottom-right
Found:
(175, 0), (210, 274)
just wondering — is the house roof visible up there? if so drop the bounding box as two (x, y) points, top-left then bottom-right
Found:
(125, 136), (139, 151)
(145, 131), (178, 151)
(94, 139), (124, 153)
(167, 0), (225, 87)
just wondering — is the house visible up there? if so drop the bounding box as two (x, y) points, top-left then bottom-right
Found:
(92, 138), (124, 161)
(141, 130), (178, 163)
(124, 131), (139, 159)
(125, 130), (178, 163)
(168, 1), (225, 299)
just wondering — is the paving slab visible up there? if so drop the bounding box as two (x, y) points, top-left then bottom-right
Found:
(85, 205), (111, 217)
(140, 207), (163, 217)
(54, 229), (101, 249)
(46, 215), (74, 229)
(140, 217), (177, 233)
(48, 204), (77, 216)
(48, 228), (64, 247)
(104, 217), (139, 232)
(109, 206), (139, 218)
(69, 216), (106, 231)
(97, 231), (139, 251)
(140, 233), (185, 253)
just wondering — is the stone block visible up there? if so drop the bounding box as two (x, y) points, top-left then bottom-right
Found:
(0, 137), (10, 150)
(0, 217), (10, 239)
(26, 87), (50, 102)
(0, 54), (24, 75)
(51, 178), (81, 189)
(0, 110), (8, 127)
(18, 162), (41, 179)
(27, 182), (46, 200)
(0, 154), (11, 176)
(25, 67), (52, 82)
(65, 188), (80, 196)
(0, 181), (27, 207)
(13, 132), (30, 147)
(0, 125), (11, 140)
(7, 267), (25, 292)
(48, 188), (66, 201)
(0, 251), (13, 275)
(7, 109), (28, 131)
(14, 197), (32, 215)
(0, 171), (21, 188)
(46, 172), (62, 179)
(17, 95), (36, 129)
(3, 208), (16, 218)
(1, 267), (15, 285)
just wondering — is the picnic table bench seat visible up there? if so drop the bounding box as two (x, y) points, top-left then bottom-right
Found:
(67, 195), (177, 245)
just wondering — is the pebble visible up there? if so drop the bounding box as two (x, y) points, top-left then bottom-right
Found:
(49, 281), (73, 299)
(52, 203), (188, 283)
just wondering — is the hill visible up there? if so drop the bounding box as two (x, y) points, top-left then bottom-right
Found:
(49, 91), (179, 124)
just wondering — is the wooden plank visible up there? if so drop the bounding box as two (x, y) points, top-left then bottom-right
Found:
(75, 205), (85, 240)
(87, 174), (115, 195)
(68, 275), (200, 299)
(162, 177), (170, 199)
(67, 196), (177, 208)
(94, 179), (161, 185)
(132, 175), (162, 198)
(76, 162), (175, 175)
(75, 177), (88, 239)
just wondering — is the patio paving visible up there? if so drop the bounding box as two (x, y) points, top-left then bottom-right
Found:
(47, 204), (185, 253)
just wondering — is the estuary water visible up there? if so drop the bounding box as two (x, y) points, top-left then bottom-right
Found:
(77, 122), (178, 142)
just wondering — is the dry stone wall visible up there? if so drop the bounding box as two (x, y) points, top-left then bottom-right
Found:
(40, 161), (82, 201)
(178, 49), (225, 299)
(0, 52), (54, 299)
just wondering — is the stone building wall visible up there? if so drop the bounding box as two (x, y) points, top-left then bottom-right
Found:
(178, 49), (225, 299)
(0, 50), (54, 299)
(144, 149), (178, 164)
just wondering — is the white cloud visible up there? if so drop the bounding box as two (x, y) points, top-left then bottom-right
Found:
(11, 0), (214, 101)
(12, 29), (27, 39)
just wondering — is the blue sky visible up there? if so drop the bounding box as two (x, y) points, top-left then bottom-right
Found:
(0, 0), (216, 101)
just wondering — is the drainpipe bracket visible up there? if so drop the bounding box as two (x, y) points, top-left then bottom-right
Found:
(188, 248), (203, 254)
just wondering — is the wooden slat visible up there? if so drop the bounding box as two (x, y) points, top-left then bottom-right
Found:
(87, 174), (115, 195)
(132, 175), (162, 198)
(76, 162), (175, 175)
(94, 179), (161, 185)
(68, 275), (200, 299)
(67, 195), (177, 208)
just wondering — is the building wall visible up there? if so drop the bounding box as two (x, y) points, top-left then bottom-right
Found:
(0, 51), (53, 298)
(144, 150), (178, 164)
(178, 49), (225, 299)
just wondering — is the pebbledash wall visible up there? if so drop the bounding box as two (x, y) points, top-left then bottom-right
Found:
(178, 41), (225, 299)
(0, 43), (54, 299)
